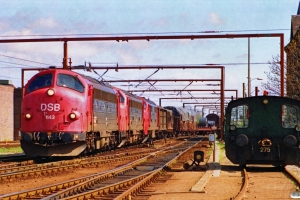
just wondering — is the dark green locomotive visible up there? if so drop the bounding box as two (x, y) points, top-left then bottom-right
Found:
(225, 95), (300, 166)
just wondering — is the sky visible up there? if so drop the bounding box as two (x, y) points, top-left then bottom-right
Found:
(0, 0), (299, 110)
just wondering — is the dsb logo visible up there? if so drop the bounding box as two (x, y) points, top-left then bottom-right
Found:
(41, 103), (60, 112)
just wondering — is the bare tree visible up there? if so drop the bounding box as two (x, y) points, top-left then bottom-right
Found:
(262, 55), (300, 100)
(261, 55), (285, 96)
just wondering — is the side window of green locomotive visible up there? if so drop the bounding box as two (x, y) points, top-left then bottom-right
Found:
(230, 104), (249, 128)
(282, 105), (298, 128)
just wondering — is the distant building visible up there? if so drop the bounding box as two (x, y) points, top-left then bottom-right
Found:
(0, 80), (22, 141)
(0, 80), (14, 141)
(284, 2), (300, 98)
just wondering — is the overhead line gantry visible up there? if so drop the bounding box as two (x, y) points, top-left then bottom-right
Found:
(0, 33), (285, 96)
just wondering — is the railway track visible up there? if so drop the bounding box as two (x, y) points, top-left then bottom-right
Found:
(126, 141), (300, 200)
(127, 142), (242, 200)
(0, 137), (203, 199)
(0, 154), (29, 162)
(0, 147), (160, 181)
(0, 137), (183, 180)
(235, 166), (300, 199)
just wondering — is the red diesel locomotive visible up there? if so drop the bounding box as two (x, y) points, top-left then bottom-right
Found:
(20, 68), (203, 157)
(21, 69), (122, 156)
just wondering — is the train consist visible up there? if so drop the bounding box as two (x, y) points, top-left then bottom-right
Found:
(20, 68), (214, 157)
(224, 95), (300, 166)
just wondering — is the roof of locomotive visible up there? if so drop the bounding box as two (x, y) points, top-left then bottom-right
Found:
(226, 95), (300, 109)
(114, 87), (143, 103)
(225, 96), (300, 118)
(140, 97), (157, 107)
(26, 68), (117, 94)
(79, 73), (117, 94)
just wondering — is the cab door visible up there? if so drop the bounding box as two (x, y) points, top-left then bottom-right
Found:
(87, 84), (94, 132)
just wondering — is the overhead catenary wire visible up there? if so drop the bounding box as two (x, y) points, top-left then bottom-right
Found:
(0, 28), (290, 38)
(0, 54), (52, 66)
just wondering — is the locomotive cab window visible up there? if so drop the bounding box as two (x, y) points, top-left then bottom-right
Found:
(282, 105), (299, 128)
(230, 104), (249, 128)
(57, 74), (84, 93)
(27, 73), (53, 93)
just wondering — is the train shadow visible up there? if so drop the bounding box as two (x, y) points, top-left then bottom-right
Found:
(220, 164), (284, 172)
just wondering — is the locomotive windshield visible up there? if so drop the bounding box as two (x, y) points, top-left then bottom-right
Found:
(230, 104), (249, 128)
(282, 104), (298, 128)
(57, 74), (84, 93)
(27, 73), (53, 93)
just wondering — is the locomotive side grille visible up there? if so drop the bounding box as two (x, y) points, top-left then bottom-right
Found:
(130, 100), (142, 110)
(94, 89), (117, 103)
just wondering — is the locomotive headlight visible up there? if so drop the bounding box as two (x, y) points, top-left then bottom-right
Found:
(25, 113), (32, 119)
(69, 111), (80, 120)
(263, 99), (268, 104)
(69, 113), (76, 119)
(47, 89), (55, 96)
(295, 125), (300, 132)
(230, 125), (236, 131)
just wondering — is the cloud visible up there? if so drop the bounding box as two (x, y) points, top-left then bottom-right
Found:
(208, 12), (226, 25)
(0, 11), (58, 35)
(212, 53), (221, 59)
(1, 28), (35, 38)
(0, 21), (10, 31)
(32, 17), (57, 29)
(236, 53), (248, 61)
(151, 17), (168, 27)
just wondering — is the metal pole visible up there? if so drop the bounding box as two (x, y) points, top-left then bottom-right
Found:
(248, 38), (250, 97)
(243, 83), (245, 98)
(220, 67), (225, 140)
(213, 134), (216, 162)
(280, 35), (284, 97)
(255, 87), (258, 96)
(63, 41), (68, 69)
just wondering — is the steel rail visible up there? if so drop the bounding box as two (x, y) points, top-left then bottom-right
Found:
(59, 140), (201, 200)
(0, 141), (187, 200)
(114, 139), (202, 199)
(0, 149), (155, 182)
(234, 168), (248, 200)
(44, 140), (191, 200)
(234, 166), (300, 200)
